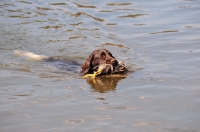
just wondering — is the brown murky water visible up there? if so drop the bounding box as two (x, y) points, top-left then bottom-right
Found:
(0, 0), (200, 131)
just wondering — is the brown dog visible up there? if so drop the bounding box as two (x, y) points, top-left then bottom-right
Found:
(81, 49), (127, 76)
(14, 49), (128, 76)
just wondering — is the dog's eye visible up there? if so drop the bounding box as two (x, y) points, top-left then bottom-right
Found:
(100, 53), (106, 59)
(94, 58), (99, 62)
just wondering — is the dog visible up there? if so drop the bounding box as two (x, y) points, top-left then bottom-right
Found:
(81, 49), (128, 76)
(14, 49), (128, 76)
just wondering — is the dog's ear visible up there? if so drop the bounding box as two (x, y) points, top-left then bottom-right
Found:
(81, 54), (94, 74)
(81, 59), (90, 74)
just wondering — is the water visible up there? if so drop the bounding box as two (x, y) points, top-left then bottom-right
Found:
(0, 0), (200, 131)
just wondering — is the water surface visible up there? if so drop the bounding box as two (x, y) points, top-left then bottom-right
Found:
(0, 0), (200, 131)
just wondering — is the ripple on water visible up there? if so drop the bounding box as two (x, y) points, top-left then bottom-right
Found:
(0, 0), (200, 131)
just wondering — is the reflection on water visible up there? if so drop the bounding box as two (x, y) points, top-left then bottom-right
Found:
(150, 30), (179, 34)
(106, 3), (132, 6)
(72, 2), (97, 8)
(86, 76), (126, 93)
(71, 12), (104, 22)
(118, 14), (147, 18)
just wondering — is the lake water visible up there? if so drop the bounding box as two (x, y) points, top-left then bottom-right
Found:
(0, 0), (200, 131)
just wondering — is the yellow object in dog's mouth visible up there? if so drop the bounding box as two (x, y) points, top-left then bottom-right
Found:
(83, 64), (111, 78)
(83, 62), (128, 78)
(83, 68), (103, 79)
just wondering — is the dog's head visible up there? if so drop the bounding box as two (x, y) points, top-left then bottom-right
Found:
(81, 49), (118, 74)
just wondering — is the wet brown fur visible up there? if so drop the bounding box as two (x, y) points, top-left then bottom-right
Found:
(81, 49), (119, 75)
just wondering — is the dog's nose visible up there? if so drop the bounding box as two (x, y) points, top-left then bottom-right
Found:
(114, 60), (119, 65)
(106, 58), (117, 65)
(110, 59), (116, 64)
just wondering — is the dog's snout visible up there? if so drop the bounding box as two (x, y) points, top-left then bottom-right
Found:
(107, 58), (117, 65)
(110, 59), (116, 64)
(112, 59), (118, 66)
